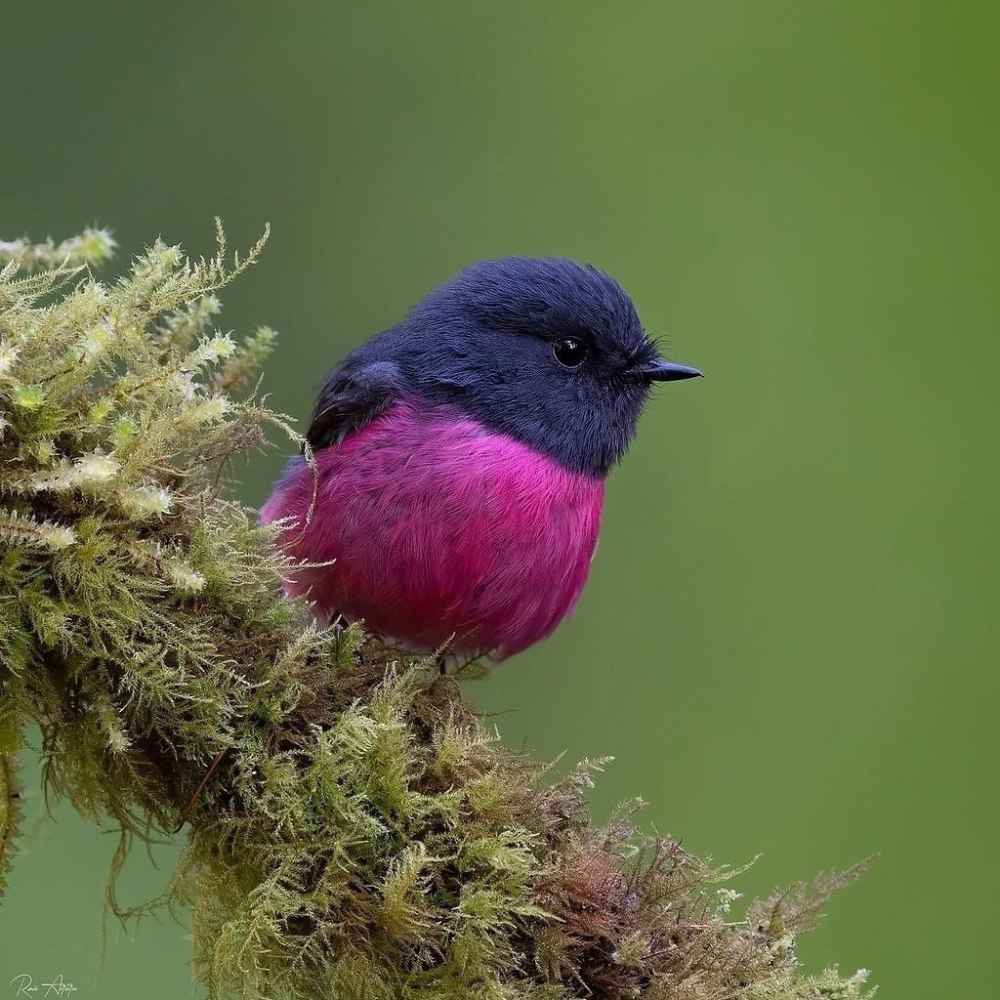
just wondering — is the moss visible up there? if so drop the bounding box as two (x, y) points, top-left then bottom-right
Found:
(0, 226), (874, 999)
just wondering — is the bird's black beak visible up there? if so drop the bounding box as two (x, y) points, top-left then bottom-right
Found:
(636, 358), (704, 382)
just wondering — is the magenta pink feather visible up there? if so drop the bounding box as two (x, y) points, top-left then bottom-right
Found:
(260, 399), (604, 660)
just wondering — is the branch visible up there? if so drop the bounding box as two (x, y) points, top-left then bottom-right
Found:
(0, 227), (874, 1000)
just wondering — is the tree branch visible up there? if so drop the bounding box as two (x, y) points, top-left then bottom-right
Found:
(0, 227), (873, 1000)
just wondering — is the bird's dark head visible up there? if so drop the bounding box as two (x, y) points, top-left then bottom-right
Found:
(365, 257), (702, 478)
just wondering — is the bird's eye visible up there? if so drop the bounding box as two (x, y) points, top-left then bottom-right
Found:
(552, 337), (589, 368)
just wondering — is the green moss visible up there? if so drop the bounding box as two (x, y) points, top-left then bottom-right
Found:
(0, 226), (874, 999)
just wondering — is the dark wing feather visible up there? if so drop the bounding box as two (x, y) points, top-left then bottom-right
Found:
(305, 360), (402, 452)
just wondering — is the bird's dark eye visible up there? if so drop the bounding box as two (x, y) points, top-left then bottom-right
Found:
(552, 337), (588, 368)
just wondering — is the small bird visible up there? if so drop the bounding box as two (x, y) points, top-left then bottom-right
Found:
(261, 258), (701, 661)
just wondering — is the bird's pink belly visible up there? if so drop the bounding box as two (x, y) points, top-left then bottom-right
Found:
(260, 400), (604, 659)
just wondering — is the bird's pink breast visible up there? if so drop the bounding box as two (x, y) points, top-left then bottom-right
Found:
(260, 400), (604, 659)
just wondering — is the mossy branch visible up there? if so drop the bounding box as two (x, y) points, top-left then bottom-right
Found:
(0, 226), (874, 1000)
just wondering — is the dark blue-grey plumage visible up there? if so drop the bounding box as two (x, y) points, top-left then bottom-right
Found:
(307, 257), (700, 478)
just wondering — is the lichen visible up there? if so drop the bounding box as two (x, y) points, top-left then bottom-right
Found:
(0, 226), (874, 999)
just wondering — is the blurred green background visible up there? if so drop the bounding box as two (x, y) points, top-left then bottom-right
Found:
(2, 1), (997, 997)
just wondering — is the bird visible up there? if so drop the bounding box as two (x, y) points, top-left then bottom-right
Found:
(260, 257), (701, 661)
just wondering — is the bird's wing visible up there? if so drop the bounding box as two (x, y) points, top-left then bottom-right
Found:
(305, 360), (402, 451)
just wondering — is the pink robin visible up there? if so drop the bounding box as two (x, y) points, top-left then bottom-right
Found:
(261, 258), (701, 661)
